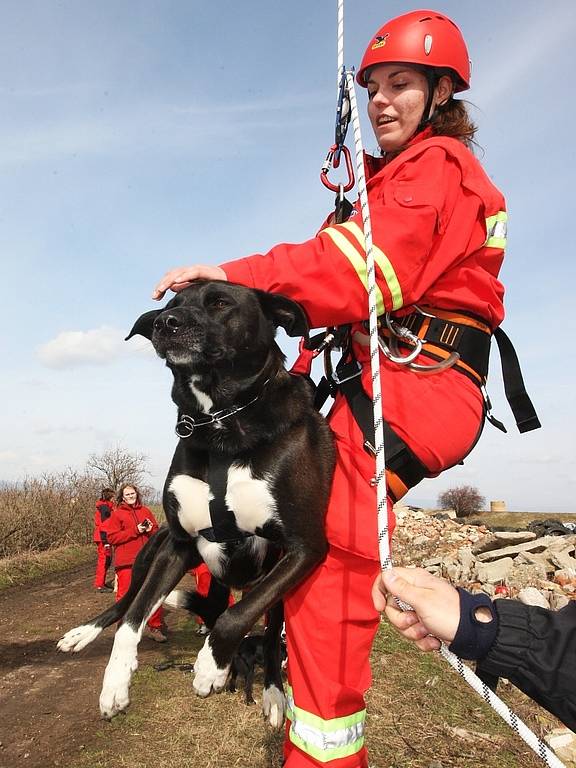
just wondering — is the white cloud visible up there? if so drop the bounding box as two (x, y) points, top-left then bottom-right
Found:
(37, 326), (153, 369)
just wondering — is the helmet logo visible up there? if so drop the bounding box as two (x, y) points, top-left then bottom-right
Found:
(371, 33), (389, 50)
(424, 34), (433, 55)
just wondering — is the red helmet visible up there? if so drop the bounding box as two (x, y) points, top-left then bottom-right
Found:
(357, 9), (470, 92)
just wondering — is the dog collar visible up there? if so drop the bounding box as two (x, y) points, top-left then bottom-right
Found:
(175, 379), (270, 439)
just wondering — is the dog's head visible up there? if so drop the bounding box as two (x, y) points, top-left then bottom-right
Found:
(126, 280), (309, 372)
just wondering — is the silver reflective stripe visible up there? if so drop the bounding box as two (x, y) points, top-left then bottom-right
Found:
(485, 211), (508, 249)
(286, 685), (366, 762)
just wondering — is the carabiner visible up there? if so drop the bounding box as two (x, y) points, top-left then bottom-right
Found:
(320, 144), (355, 193)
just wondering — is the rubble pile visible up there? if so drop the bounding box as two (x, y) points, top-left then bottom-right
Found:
(392, 505), (576, 609)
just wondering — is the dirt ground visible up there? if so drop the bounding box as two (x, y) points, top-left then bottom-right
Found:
(0, 562), (180, 768)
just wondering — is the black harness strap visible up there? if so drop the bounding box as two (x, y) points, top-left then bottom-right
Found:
(493, 328), (541, 434)
(334, 357), (427, 500)
(198, 453), (252, 544)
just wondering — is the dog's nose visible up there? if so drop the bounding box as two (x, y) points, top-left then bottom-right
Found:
(155, 313), (182, 333)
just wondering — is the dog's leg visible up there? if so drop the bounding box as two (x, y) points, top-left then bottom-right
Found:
(193, 546), (324, 701)
(58, 528), (172, 653)
(261, 601), (286, 727)
(99, 536), (195, 719)
(165, 575), (230, 630)
(245, 664), (256, 705)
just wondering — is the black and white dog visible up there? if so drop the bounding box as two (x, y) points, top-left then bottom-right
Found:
(58, 280), (334, 726)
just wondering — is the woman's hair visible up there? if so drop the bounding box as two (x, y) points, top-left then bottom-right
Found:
(117, 483), (142, 506)
(100, 488), (115, 502)
(430, 96), (477, 148)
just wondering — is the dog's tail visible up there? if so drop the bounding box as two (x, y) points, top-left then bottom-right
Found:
(165, 576), (231, 630)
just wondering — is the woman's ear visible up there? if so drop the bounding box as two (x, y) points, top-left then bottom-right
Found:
(435, 74), (454, 107)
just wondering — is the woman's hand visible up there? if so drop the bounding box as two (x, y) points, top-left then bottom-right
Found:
(152, 265), (227, 300)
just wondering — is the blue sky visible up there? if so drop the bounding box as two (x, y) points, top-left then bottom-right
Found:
(1, 1), (575, 513)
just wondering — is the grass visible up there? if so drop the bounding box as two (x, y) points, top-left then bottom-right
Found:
(0, 543), (94, 590)
(69, 617), (555, 768)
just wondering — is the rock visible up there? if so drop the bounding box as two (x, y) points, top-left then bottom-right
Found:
(549, 593), (570, 611)
(545, 728), (576, 766)
(506, 562), (548, 591)
(475, 535), (567, 562)
(475, 557), (514, 585)
(517, 587), (549, 608)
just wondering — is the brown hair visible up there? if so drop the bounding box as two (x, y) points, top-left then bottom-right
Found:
(100, 488), (115, 502)
(117, 484), (142, 506)
(430, 97), (477, 149)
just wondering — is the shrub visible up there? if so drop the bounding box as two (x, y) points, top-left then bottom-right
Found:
(0, 470), (99, 558)
(437, 485), (485, 518)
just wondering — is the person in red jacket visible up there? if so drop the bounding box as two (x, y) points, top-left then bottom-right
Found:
(93, 487), (114, 592)
(102, 484), (167, 642)
(153, 11), (518, 767)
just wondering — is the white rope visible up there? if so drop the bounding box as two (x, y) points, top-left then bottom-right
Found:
(344, 73), (390, 570)
(337, 0), (344, 90)
(339, 18), (565, 767)
(440, 643), (566, 768)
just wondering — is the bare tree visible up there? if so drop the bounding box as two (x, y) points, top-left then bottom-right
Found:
(86, 446), (150, 494)
(437, 485), (486, 518)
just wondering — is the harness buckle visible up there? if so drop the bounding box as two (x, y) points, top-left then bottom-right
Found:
(331, 359), (362, 385)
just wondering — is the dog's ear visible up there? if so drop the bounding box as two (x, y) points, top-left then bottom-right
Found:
(125, 310), (161, 341)
(256, 291), (309, 338)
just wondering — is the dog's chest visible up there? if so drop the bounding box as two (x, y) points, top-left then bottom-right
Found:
(169, 463), (278, 539)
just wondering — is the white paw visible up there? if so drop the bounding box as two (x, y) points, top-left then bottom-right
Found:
(99, 625), (139, 719)
(192, 639), (230, 697)
(57, 624), (102, 652)
(262, 684), (286, 728)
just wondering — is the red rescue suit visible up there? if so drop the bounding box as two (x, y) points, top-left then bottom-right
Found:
(102, 502), (164, 630)
(221, 134), (506, 767)
(93, 499), (113, 589)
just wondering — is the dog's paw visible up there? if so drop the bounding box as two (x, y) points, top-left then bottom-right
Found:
(262, 684), (286, 729)
(57, 623), (102, 652)
(193, 640), (230, 697)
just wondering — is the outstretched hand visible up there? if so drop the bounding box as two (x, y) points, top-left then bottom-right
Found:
(372, 567), (461, 651)
(153, 265), (228, 300)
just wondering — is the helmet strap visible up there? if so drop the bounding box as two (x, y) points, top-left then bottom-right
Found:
(415, 70), (438, 134)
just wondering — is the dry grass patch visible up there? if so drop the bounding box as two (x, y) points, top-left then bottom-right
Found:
(0, 543), (93, 590)
(71, 617), (557, 768)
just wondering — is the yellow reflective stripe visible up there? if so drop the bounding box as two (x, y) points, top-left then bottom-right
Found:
(321, 222), (404, 312)
(485, 210), (507, 249)
(340, 222), (404, 311)
(286, 684), (366, 762)
(321, 226), (385, 315)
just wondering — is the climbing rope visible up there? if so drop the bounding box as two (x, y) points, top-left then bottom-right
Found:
(330, 3), (566, 766)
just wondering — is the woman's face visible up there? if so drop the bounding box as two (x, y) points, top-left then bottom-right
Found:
(122, 487), (137, 506)
(366, 64), (442, 152)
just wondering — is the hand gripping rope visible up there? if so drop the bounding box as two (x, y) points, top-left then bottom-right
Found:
(327, 2), (566, 766)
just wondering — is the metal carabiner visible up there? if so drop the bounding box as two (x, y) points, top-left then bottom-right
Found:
(320, 143), (355, 192)
(334, 70), (351, 165)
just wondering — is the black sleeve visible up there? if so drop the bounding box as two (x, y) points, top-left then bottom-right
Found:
(476, 600), (576, 731)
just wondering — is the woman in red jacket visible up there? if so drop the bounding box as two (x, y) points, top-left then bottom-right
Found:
(92, 487), (114, 592)
(153, 11), (514, 767)
(103, 484), (167, 642)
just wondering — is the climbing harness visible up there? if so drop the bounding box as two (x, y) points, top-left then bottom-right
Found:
(309, 2), (559, 765)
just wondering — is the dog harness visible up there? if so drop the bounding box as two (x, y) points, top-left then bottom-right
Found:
(197, 453), (253, 544)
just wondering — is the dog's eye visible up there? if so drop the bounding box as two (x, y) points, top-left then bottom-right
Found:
(210, 298), (229, 310)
